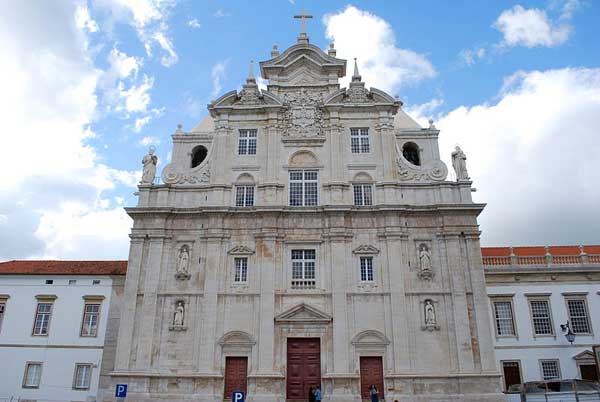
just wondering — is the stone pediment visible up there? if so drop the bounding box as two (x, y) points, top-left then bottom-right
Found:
(208, 88), (284, 114)
(352, 245), (380, 255)
(573, 350), (595, 361)
(275, 303), (332, 324)
(228, 245), (255, 255)
(324, 86), (399, 107)
(351, 330), (390, 347)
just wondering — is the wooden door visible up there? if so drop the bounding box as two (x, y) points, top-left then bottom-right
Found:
(360, 356), (384, 400)
(287, 338), (321, 400)
(502, 361), (522, 391)
(224, 356), (248, 399)
(580, 364), (599, 381)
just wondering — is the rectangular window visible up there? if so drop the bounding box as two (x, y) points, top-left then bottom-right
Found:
(360, 257), (374, 282)
(566, 298), (591, 334)
(353, 184), (373, 206)
(235, 185), (255, 207)
(73, 364), (92, 390)
(291, 249), (316, 289)
(23, 362), (42, 388)
(238, 129), (257, 155)
(540, 359), (561, 380)
(0, 302), (5, 333)
(80, 303), (101, 337)
(350, 128), (370, 153)
(234, 257), (248, 283)
(493, 301), (516, 336)
(529, 299), (554, 336)
(289, 170), (318, 206)
(32, 302), (53, 336)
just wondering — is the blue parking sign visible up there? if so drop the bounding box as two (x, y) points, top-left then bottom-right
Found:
(115, 384), (128, 398)
(232, 391), (245, 402)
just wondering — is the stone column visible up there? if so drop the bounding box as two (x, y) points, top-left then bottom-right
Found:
(255, 231), (280, 374)
(198, 229), (229, 373)
(114, 236), (144, 371)
(376, 116), (396, 182)
(135, 234), (168, 369)
(380, 228), (411, 372)
(443, 233), (475, 373)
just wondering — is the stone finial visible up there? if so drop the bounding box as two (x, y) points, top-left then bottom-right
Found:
(352, 58), (362, 82)
(328, 42), (336, 56)
(247, 60), (256, 84)
(271, 44), (279, 58)
(176, 123), (183, 133)
(428, 119), (436, 129)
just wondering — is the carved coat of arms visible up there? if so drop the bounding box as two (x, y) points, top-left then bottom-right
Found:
(280, 88), (324, 136)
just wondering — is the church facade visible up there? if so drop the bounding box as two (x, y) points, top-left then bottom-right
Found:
(109, 30), (506, 402)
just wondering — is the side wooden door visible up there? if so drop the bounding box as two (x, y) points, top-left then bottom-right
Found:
(224, 356), (248, 399)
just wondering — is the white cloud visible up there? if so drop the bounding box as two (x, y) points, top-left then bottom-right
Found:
(493, 5), (571, 48)
(323, 5), (436, 94)
(187, 18), (201, 29)
(119, 74), (154, 113)
(213, 9), (230, 18)
(139, 135), (160, 147)
(108, 46), (142, 79)
(459, 47), (486, 66)
(426, 68), (600, 246)
(153, 30), (178, 67)
(75, 4), (99, 33)
(0, 1), (134, 260)
(210, 60), (228, 98)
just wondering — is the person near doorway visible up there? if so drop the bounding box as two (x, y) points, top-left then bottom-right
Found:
(369, 384), (379, 402)
(315, 386), (322, 402)
(308, 387), (315, 402)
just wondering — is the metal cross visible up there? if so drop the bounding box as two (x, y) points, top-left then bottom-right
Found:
(294, 9), (313, 35)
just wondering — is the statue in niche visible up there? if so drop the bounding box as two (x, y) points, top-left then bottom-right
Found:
(175, 245), (190, 280)
(140, 146), (158, 184)
(422, 300), (439, 331)
(173, 301), (185, 327)
(451, 145), (470, 181)
(419, 244), (432, 273)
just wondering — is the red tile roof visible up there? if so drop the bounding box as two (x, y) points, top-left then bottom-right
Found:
(0, 260), (127, 275)
(481, 245), (600, 257)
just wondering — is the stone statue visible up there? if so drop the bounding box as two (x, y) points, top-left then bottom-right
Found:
(141, 147), (158, 184)
(173, 301), (185, 327)
(424, 300), (436, 326)
(419, 245), (432, 273)
(451, 146), (469, 181)
(177, 245), (190, 276)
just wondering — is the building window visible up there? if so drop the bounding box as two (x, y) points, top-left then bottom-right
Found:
(291, 249), (316, 289)
(493, 301), (516, 336)
(80, 303), (101, 337)
(234, 257), (248, 283)
(238, 129), (257, 155)
(32, 302), (53, 336)
(540, 359), (561, 380)
(529, 299), (554, 336)
(68, 279), (77, 285)
(502, 361), (522, 391)
(566, 298), (591, 334)
(235, 185), (255, 207)
(360, 257), (374, 282)
(0, 302), (5, 333)
(353, 184), (373, 206)
(23, 362), (42, 388)
(45, 279), (53, 284)
(289, 170), (318, 206)
(350, 128), (370, 153)
(92, 280), (101, 285)
(73, 364), (92, 390)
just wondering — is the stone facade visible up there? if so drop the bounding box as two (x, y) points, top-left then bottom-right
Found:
(107, 32), (506, 402)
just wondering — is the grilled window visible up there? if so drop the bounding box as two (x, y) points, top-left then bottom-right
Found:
(529, 299), (553, 336)
(234, 258), (248, 283)
(238, 129), (257, 155)
(291, 249), (316, 289)
(540, 360), (561, 380)
(80, 303), (100, 337)
(235, 185), (255, 207)
(493, 301), (516, 336)
(289, 170), (318, 206)
(353, 184), (373, 206)
(350, 128), (370, 153)
(360, 257), (374, 282)
(32, 303), (53, 336)
(567, 299), (591, 334)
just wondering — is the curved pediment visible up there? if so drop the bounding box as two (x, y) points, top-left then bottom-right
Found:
(228, 245), (255, 255)
(351, 330), (390, 346)
(275, 303), (332, 324)
(352, 245), (380, 255)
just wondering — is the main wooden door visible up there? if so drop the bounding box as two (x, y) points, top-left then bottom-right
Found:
(224, 356), (248, 399)
(287, 338), (321, 400)
(360, 356), (384, 400)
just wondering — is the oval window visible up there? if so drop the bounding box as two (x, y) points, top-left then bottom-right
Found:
(402, 142), (420, 166)
(191, 145), (208, 168)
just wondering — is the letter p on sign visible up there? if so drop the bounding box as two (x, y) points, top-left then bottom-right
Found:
(232, 391), (245, 402)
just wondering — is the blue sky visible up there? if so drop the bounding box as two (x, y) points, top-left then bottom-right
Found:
(0, 0), (599, 260)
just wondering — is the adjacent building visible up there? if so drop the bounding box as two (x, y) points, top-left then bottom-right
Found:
(483, 246), (600, 391)
(0, 261), (125, 402)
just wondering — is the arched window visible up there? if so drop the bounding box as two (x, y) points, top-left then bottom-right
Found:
(402, 142), (420, 166)
(191, 145), (208, 168)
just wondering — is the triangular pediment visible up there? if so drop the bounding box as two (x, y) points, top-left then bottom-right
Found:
(275, 303), (332, 324)
(573, 350), (595, 360)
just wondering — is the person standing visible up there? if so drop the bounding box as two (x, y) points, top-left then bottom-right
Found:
(369, 384), (379, 402)
(308, 387), (315, 402)
(315, 385), (321, 402)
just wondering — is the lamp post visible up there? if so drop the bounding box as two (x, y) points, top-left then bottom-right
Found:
(560, 321), (576, 344)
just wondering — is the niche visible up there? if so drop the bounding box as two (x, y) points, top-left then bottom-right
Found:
(191, 145), (208, 168)
(402, 142), (420, 166)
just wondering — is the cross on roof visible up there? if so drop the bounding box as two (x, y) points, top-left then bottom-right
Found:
(294, 9), (313, 36)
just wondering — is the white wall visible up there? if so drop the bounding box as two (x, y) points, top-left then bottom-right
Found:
(0, 275), (115, 402)
(487, 282), (600, 384)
